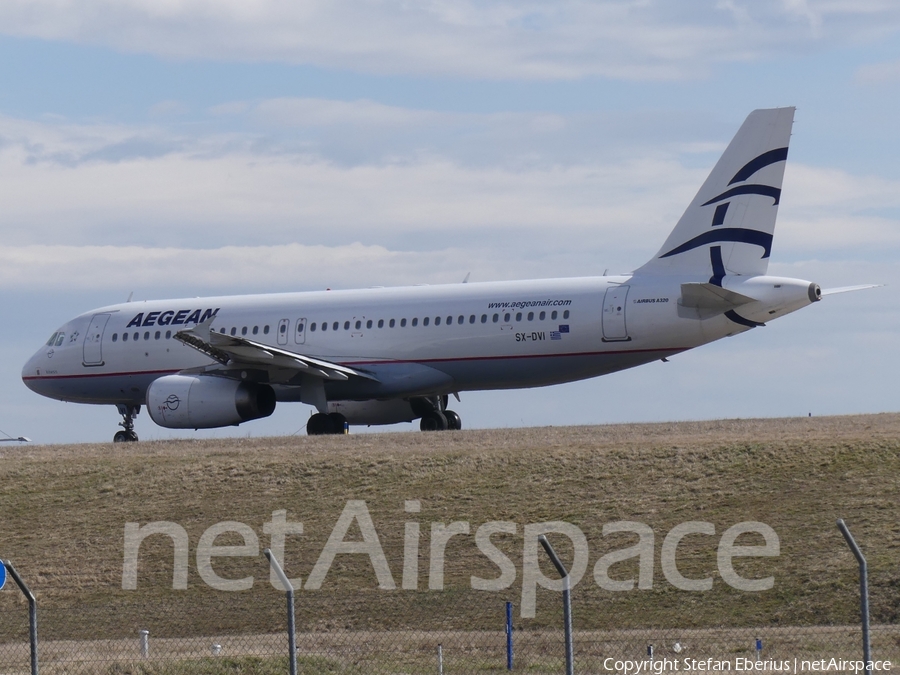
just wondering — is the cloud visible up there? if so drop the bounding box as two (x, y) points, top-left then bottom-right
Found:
(775, 164), (900, 255)
(0, 242), (494, 292)
(855, 59), (900, 83)
(1, 106), (898, 296)
(2, 1), (900, 80)
(0, 111), (701, 262)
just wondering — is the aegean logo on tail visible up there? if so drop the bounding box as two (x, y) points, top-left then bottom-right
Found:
(659, 147), (789, 261)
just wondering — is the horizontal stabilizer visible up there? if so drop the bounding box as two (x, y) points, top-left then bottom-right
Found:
(680, 282), (755, 319)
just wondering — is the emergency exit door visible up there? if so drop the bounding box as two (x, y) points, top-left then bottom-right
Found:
(602, 285), (630, 341)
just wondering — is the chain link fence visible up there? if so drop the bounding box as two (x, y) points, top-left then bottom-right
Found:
(1, 583), (896, 674)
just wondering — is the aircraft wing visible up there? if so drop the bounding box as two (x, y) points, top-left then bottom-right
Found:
(174, 320), (378, 382)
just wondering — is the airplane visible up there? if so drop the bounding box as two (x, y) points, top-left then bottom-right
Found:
(21, 107), (875, 441)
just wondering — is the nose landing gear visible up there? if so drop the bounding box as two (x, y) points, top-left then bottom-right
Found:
(114, 404), (140, 442)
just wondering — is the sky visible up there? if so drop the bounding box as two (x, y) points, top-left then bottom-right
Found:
(1, 0), (899, 444)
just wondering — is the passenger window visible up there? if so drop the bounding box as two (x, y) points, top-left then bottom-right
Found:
(412, 318), (418, 327)
(528, 312), (534, 321)
(504, 313), (511, 323)
(311, 323), (317, 332)
(322, 322), (328, 332)
(264, 325), (270, 335)
(242, 327), (248, 335)
(492, 314), (498, 323)
(540, 311), (546, 320)
(458, 316), (464, 325)
(551, 310), (558, 320)
(400, 318), (407, 327)
(253, 326), (259, 335)
(366, 320), (372, 329)
(279, 324), (286, 334)
(166, 331), (172, 339)
(155, 331), (161, 339)
(112, 333), (118, 342)
(220, 327), (226, 333)
(378, 319), (384, 328)
(515, 312), (522, 322)
(133, 332), (139, 341)
(231, 327), (236, 336)
(344, 321), (350, 330)
(123, 333), (129, 342)
(144, 331), (150, 340)
(470, 315), (476, 324)
(390, 319), (396, 328)
(563, 310), (570, 319)
(447, 316), (453, 325)
(355, 320), (361, 329)
(333, 322), (339, 331)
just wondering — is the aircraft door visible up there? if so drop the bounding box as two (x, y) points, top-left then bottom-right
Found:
(83, 313), (111, 366)
(294, 317), (307, 345)
(602, 285), (630, 342)
(277, 318), (290, 346)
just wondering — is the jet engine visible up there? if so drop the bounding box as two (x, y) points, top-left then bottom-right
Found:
(147, 374), (276, 429)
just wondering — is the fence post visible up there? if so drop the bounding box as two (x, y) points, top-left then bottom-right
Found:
(139, 629), (149, 658)
(2, 560), (38, 675)
(506, 601), (513, 670)
(837, 519), (871, 667)
(537, 535), (573, 675)
(264, 548), (297, 675)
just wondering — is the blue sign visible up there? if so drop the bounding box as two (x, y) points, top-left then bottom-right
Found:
(0, 563), (6, 591)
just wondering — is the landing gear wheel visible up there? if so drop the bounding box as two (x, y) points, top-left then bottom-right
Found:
(115, 404), (140, 443)
(307, 412), (335, 436)
(444, 410), (462, 431)
(328, 412), (348, 434)
(420, 410), (448, 431)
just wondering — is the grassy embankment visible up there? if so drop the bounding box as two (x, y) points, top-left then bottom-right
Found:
(0, 414), (898, 641)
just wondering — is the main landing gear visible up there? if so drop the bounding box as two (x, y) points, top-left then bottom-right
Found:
(416, 395), (462, 432)
(305, 396), (463, 435)
(114, 404), (140, 443)
(419, 409), (462, 431)
(307, 412), (348, 436)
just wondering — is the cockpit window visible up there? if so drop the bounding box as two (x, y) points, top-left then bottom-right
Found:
(46, 332), (58, 346)
(55, 333), (66, 346)
(46, 332), (65, 346)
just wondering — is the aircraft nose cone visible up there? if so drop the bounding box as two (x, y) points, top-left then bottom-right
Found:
(22, 348), (50, 395)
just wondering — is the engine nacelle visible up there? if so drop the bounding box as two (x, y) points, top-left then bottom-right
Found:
(147, 374), (276, 429)
(327, 399), (417, 426)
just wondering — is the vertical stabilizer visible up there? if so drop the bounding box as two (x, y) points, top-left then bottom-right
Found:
(635, 107), (795, 281)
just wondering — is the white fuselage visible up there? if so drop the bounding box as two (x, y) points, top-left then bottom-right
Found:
(21, 272), (815, 408)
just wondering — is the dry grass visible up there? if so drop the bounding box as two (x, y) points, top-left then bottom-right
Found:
(0, 413), (898, 639)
